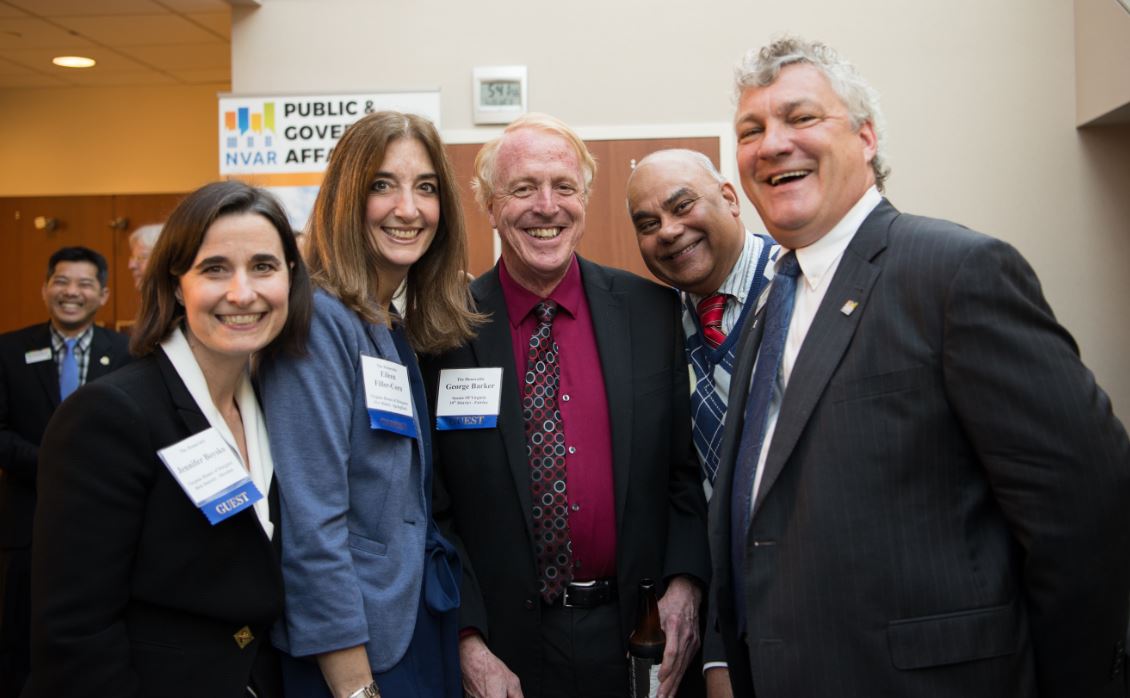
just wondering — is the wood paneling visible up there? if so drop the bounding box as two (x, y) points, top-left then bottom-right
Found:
(111, 193), (185, 328)
(445, 136), (721, 283)
(446, 143), (496, 278)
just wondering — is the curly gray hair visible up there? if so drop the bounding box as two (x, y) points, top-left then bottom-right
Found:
(735, 37), (890, 192)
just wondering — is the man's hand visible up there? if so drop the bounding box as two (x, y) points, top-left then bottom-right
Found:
(705, 667), (733, 698)
(460, 633), (524, 698)
(655, 575), (702, 698)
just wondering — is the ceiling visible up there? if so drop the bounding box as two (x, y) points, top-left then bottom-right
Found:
(0, 0), (235, 89)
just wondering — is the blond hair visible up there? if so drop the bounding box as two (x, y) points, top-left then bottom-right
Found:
(471, 113), (597, 212)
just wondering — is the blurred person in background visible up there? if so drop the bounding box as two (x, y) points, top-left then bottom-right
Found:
(128, 223), (163, 290)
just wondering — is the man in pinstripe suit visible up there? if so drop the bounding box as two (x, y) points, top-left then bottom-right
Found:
(709, 37), (1130, 698)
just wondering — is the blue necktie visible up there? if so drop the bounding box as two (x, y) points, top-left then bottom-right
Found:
(731, 251), (800, 633)
(59, 337), (80, 401)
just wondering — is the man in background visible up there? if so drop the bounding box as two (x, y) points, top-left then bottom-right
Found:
(0, 246), (131, 697)
(127, 223), (163, 290)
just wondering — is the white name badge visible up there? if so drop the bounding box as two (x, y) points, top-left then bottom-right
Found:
(435, 368), (503, 430)
(157, 427), (263, 525)
(361, 354), (417, 438)
(25, 348), (52, 364)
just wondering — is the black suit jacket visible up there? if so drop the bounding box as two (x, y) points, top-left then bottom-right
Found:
(25, 350), (283, 698)
(0, 322), (130, 549)
(423, 257), (710, 696)
(710, 200), (1130, 698)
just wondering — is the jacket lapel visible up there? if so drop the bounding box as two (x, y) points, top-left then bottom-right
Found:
(155, 348), (278, 557)
(578, 258), (633, 526)
(28, 324), (61, 408)
(365, 319), (430, 504)
(752, 200), (895, 514)
(86, 327), (118, 382)
(470, 269), (533, 539)
(155, 348), (212, 438)
(710, 303), (768, 544)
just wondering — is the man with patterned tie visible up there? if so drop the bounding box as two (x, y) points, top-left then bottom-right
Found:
(627, 149), (776, 493)
(709, 37), (1130, 698)
(0, 246), (130, 697)
(627, 149), (776, 698)
(423, 114), (709, 698)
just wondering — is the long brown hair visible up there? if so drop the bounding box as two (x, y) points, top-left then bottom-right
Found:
(305, 111), (480, 353)
(130, 180), (312, 359)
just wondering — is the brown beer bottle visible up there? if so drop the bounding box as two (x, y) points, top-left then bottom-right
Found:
(629, 578), (665, 698)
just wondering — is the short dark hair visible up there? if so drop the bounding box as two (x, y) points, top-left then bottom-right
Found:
(130, 180), (312, 359)
(47, 247), (109, 288)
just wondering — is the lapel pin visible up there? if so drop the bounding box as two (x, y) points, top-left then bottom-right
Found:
(100, 355), (110, 366)
(840, 300), (859, 316)
(233, 625), (254, 649)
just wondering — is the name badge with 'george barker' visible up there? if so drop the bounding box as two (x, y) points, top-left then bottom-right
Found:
(361, 354), (417, 438)
(157, 427), (263, 525)
(435, 368), (503, 430)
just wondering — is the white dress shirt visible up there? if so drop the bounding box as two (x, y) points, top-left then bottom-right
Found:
(750, 186), (882, 505)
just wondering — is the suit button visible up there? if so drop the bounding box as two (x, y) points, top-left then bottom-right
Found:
(524, 598), (535, 610)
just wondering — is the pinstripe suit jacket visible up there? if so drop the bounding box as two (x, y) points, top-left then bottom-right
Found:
(709, 199), (1130, 698)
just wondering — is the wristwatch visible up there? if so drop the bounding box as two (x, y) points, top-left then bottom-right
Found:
(346, 682), (379, 698)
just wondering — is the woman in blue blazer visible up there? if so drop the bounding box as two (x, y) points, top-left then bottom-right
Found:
(258, 112), (480, 698)
(27, 181), (312, 697)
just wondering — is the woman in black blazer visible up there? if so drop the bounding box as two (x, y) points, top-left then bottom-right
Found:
(25, 181), (312, 697)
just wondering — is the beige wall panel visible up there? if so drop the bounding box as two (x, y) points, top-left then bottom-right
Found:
(0, 84), (224, 196)
(1074, 0), (1130, 125)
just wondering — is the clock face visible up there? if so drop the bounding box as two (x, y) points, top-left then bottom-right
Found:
(481, 80), (522, 107)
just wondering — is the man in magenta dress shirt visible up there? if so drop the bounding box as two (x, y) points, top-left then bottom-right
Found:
(423, 113), (709, 698)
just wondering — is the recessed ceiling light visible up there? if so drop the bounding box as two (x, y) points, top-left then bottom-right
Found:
(52, 56), (96, 68)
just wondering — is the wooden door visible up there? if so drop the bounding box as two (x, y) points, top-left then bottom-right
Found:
(111, 193), (185, 330)
(445, 136), (721, 283)
(445, 143), (496, 278)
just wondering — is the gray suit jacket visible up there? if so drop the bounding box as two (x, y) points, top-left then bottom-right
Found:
(710, 200), (1130, 698)
(259, 290), (429, 671)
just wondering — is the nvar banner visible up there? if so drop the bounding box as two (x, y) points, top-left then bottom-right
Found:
(218, 91), (441, 175)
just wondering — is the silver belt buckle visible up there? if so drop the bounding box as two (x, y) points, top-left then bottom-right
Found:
(562, 579), (596, 608)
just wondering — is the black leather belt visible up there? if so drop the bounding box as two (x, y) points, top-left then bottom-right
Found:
(560, 578), (617, 608)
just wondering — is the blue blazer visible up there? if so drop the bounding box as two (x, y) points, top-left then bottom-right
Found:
(259, 290), (429, 671)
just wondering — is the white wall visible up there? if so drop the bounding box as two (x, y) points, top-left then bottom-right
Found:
(2, 0), (1119, 415)
(232, 0), (1130, 418)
